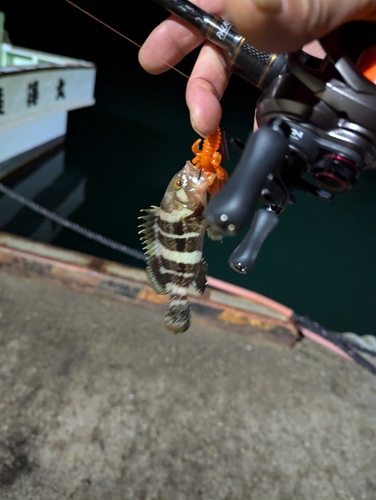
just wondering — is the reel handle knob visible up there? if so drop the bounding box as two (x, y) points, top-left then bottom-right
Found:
(229, 208), (279, 274)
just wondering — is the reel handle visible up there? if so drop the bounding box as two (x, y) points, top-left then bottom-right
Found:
(229, 209), (279, 274)
(204, 122), (290, 235)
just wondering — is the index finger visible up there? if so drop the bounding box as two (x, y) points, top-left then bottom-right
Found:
(138, 15), (205, 74)
(138, 0), (226, 74)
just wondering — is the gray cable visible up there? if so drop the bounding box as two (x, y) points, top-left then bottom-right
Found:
(0, 183), (147, 262)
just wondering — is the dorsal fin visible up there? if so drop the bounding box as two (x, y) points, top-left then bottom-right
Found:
(139, 206), (169, 294)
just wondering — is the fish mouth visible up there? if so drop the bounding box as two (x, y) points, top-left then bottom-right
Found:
(195, 172), (215, 197)
(183, 161), (214, 201)
(191, 167), (215, 190)
(197, 174), (211, 191)
(189, 176), (212, 206)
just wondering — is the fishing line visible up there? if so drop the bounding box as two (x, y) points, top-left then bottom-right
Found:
(65, 0), (190, 79)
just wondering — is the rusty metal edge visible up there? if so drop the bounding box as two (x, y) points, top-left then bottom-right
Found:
(0, 232), (298, 346)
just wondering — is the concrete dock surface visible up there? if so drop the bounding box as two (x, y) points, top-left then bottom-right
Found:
(0, 257), (375, 499)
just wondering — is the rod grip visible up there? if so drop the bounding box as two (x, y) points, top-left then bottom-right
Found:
(231, 42), (287, 89)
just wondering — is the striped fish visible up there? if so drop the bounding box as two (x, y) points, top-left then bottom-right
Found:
(139, 161), (211, 333)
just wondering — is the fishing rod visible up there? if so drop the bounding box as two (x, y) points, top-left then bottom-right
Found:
(153, 0), (287, 90)
(154, 0), (376, 274)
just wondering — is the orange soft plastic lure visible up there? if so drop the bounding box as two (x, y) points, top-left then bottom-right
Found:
(191, 127), (228, 196)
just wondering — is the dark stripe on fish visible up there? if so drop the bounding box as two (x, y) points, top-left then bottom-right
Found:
(159, 203), (205, 235)
(159, 219), (184, 235)
(159, 229), (205, 253)
(160, 257), (197, 277)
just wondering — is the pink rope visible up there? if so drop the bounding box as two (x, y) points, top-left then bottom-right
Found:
(206, 275), (354, 362)
(207, 275), (293, 318)
(299, 328), (353, 362)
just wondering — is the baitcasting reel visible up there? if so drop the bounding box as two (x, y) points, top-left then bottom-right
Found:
(205, 21), (376, 273)
(155, 0), (376, 273)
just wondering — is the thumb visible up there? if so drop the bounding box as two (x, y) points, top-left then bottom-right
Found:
(224, 0), (376, 52)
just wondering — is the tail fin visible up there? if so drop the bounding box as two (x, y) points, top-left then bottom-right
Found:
(165, 296), (191, 334)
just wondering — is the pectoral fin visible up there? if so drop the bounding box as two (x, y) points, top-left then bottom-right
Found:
(193, 259), (208, 294)
(207, 226), (223, 242)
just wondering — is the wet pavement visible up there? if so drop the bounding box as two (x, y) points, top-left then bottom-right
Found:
(0, 268), (375, 500)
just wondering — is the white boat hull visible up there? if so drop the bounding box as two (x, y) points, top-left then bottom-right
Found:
(0, 38), (96, 177)
(0, 110), (67, 173)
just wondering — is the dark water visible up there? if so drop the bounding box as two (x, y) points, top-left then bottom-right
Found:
(2, 0), (376, 334)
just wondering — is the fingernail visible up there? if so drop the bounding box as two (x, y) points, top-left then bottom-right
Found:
(190, 115), (205, 138)
(255, 0), (282, 13)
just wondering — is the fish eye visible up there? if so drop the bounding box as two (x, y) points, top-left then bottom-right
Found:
(173, 178), (183, 190)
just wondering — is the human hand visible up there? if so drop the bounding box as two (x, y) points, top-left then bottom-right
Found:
(139, 0), (376, 137)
